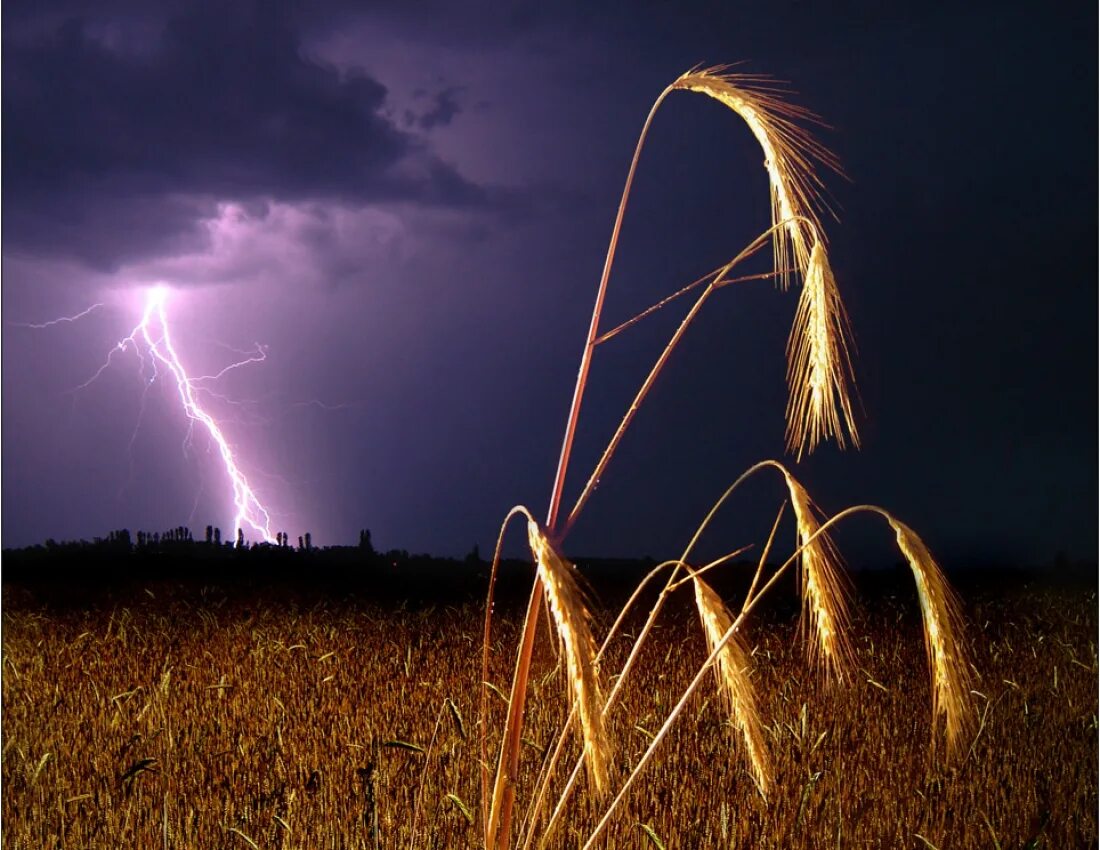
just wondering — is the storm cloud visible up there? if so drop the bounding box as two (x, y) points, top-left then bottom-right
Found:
(3, 4), (491, 270)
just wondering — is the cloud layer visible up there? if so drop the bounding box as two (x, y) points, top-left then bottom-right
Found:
(3, 4), (489, 270)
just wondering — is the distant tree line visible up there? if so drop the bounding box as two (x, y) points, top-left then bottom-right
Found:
(2, 524), (516, 606)
(92, 525), (337, 552)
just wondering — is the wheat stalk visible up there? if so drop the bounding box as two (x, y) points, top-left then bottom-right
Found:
(692, 576), (771, 795)
(547, 65), (852, 538)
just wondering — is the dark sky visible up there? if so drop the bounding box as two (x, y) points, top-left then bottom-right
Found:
(2, 0), (1095, 567)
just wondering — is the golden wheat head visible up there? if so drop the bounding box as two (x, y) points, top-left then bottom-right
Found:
(780, 468), (852, 680)
(671, 66), (840, 290)
(692, 576), (771, 796)
(526, 520), (611, 795)
(785, 241), (860, 459)
(889, 518), (975, 754)
(670, 68), (858, 457)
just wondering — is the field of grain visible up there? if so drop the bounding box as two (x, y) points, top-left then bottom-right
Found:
(2, 581), (1096, 849)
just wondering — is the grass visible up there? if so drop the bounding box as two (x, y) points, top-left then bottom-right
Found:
(1, 582), (1095, 847)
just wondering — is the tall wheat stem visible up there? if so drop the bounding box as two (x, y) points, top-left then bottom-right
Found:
(546, 84), (675, 533)
(491, 84), (677, 850)
(486, 580), (544, 849)
(481, 506), (537, 848)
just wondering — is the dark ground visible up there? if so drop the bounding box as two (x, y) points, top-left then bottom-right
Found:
(2, 535), (1097, 849)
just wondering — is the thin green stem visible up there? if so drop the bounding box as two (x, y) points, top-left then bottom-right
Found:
(495, 83), (675, 850)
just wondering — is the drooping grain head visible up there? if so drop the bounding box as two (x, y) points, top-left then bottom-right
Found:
(781, 468), (852, 681)
(671, 66), (841, 290)
(692, 576), (771, 796)
(889, 518), (975, 755)
(785, 241), (860, 459)
(526, 520), (611, 795)
(670, 68), (858, 458)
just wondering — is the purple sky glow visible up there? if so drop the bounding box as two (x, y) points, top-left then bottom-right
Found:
(2, 1), (1094, 567)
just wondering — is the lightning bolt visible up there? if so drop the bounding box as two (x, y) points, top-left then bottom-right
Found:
(9, 302), (104, 328)
(194, 343), (268, 382)
(75, 286), (277, 543)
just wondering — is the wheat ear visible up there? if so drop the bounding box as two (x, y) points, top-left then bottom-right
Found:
(670, 69), (858, 456)
(527, 520), (611, 794)
(785, 241), (860, 458)
(889, 518), (975, 754)
(692, 576), (771, 795)
(671, 66), (840, 289)
(780, 467), (853, 680)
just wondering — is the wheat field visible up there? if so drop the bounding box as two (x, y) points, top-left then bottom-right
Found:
(3, 580), (1094, 849)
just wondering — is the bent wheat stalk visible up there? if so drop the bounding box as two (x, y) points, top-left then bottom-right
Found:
(484, 479), (975, 849)
(482, 510), (613, 850)
(490, 66), (857, 850)
(780, 464), (853, 680)
(889, 517), (975, 753)
(480, 65), (969, 850)
(549, 67), (856, 534)
(602, 460), (847, 717)
(777, 502), (976, 753)
(527, 462), (842, 845)
(573, 491), (974, 850)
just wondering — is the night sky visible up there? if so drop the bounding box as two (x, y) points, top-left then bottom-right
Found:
(2, 1), (1095, 567)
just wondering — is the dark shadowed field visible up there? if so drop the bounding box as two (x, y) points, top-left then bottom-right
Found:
(2, 566), (1096, 849)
